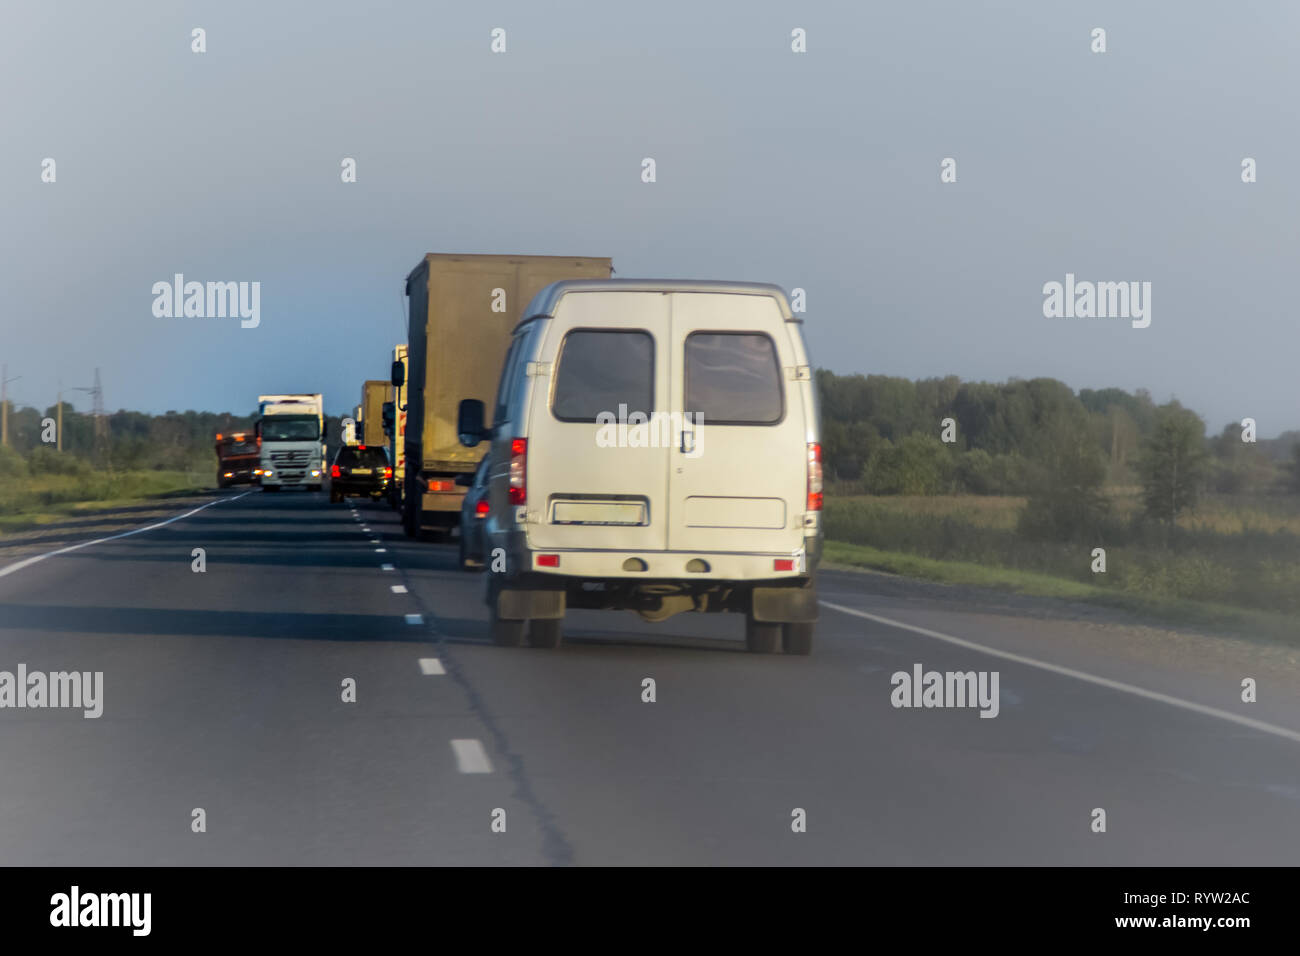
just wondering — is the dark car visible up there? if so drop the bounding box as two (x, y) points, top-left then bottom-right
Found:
(456, 456), (490, 570)
(329, 444), (392, 503)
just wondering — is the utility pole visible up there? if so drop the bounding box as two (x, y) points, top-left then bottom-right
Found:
(1, 364), (21, 448)
(72, 368), (110, 468)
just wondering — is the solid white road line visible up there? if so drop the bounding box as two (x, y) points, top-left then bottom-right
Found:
(0, 492), (252, 581)
(821, 600), (1300, 746)
(451, 739), (493, 774)
(391, 585), (408, 594)
(418, 657), (445, 675)
(380, 563), (395, 571)
(405, 613), (423, 625)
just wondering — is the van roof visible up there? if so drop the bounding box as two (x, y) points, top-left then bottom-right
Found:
(519, 279), (797, 329)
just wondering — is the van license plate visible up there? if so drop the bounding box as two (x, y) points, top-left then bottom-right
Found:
(552, 501), (647, 526)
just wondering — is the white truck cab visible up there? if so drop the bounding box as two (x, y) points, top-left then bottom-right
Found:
(457, 280), (822, 654)
(256, 393), (326, 492)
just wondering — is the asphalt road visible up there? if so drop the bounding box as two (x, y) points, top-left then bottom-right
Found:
(1, 490), (1297, 865)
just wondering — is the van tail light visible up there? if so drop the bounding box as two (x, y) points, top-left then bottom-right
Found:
(807, 442), (823, 511)
(384, 467), (393, 477)
(508, 438), (527, 505)
(330, 465), (341, 478)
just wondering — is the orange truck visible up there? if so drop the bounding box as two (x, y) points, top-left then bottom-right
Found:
(215, 432), (260, 488)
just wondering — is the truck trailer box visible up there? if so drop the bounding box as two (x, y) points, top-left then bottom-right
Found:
(402, 253), (613, 535)
(360, 380), (392, 448)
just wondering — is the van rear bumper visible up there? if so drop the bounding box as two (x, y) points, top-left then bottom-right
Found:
(503, 537), (822, 581)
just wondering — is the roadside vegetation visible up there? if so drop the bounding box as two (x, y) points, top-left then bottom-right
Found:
(819, 372), (1300, 631)
(0, 446), (205, 533)
(0, 404), (353, 535)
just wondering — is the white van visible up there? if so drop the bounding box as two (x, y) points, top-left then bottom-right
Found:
(456, 280), (822, 654)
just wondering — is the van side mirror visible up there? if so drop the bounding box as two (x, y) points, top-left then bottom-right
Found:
(391, 361), (405, 388)
(457, 399), (487, 447)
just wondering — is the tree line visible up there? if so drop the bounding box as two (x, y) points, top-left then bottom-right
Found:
(817, 371), (1300, 532)
(0, 405), (350, 478)
(2, 379), (1298, 533)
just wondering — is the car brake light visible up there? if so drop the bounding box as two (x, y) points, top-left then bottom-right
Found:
(331, 465), (341, 478)
(475, 500), (489, 517)
(536, 553), (559, 568)
(384, 467), (393, 477)
(509, 438), (526, 504)
(774, 558), (795, 572)
(807, 442), (823, 511)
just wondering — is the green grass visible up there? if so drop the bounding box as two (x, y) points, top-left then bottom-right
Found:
(823, 492), (1300, 630)
(823, 539), (1300, 645)
(0, 470), (208, 535)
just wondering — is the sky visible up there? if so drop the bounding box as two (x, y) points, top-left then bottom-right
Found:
(2, 1), (1297, 434)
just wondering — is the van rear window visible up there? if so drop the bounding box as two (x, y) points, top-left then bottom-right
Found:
(552, 330), (654, 422)
(684, 332), (783, 424)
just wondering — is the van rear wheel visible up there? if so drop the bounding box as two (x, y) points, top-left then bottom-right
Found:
(745, 615), (781, 654)
(528, 619), (563, 649)
(782, 622), (814, 656)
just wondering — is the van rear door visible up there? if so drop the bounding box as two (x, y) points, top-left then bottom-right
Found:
(522, 291), (671, 553)
(666, 292), (807, 555)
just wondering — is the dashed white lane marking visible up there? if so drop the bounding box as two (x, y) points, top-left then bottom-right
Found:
(405, 613), (423, 625)
(0, 492), (252, 581)
(391, 585), (408, 594)
(375, 548), (387, 553)
(380, 563), (395, 571)
(821, 600), (1300, 746)
(451, 739), (493, 774)
(361, 527), (371, 532)
(370, 538), (380, 544)
(418, 657), (445, 675)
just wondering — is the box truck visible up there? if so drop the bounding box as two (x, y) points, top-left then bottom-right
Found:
(256, 393), (326, 491)
(360, 380), (392, 448)
(214, 431), (259, 488)
(383, 344), (408, 509)
(396, 253), (613, 537)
